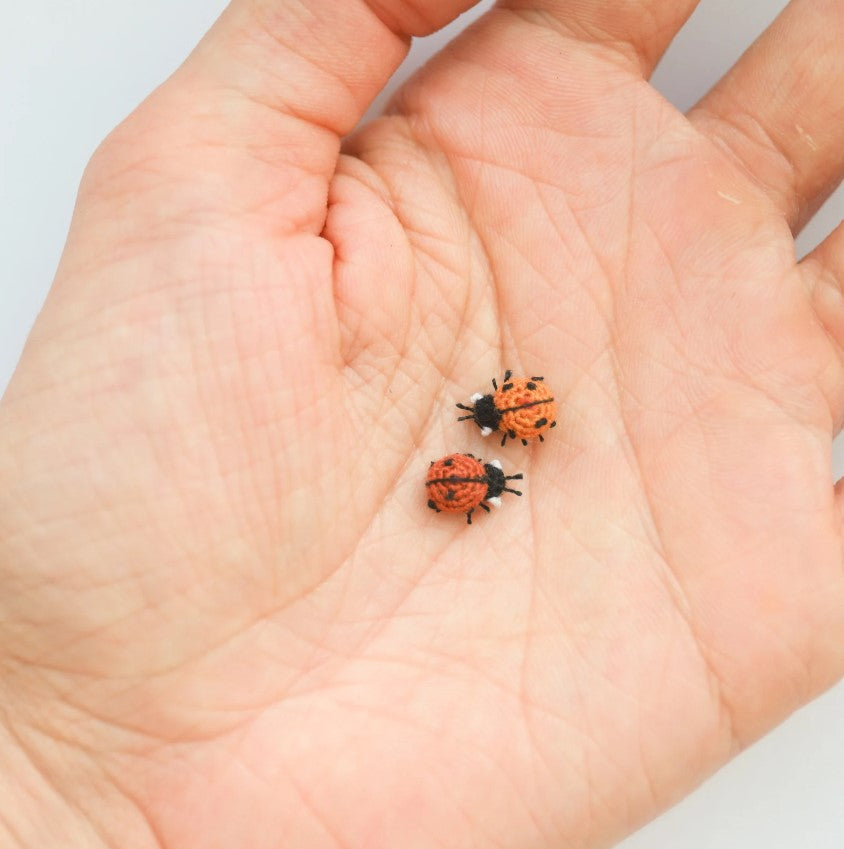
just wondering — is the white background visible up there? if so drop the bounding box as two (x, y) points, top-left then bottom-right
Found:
(2, 0), (843, 845)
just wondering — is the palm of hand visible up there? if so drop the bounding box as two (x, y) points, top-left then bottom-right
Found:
(2, 5), (843, 848)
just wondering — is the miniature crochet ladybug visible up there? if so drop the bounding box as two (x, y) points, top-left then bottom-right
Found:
(457, 371), (557, 446)
(426, 453), (523, 524)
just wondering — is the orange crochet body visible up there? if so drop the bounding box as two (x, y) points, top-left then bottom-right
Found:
(426, 454), (487, 514)
(494, 378), (556, 441)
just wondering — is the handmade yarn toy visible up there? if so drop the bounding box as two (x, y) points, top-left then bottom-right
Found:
(457, 371), (557, 446)
(426, 453), (523, 524)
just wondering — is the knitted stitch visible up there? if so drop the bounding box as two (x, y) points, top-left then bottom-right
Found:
(426, 454), (487, 513)
(495, 377), (556, 442)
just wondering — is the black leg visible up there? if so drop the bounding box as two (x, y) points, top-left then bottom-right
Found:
(504, 370), (512, 381)
(466, 509), (474, 525)
(504, 488), (523, 496)
(480, 502), (490, 512)
(500, 433), (507, 447)
(539, 434), (544, 442)
(521, 439), (528, 446)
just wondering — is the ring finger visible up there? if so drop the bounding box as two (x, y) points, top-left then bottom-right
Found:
(689, 0), (844, 232)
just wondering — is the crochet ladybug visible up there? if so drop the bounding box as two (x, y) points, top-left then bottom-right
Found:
(457, 371), (557, 446)
(426, 453), (523, 524)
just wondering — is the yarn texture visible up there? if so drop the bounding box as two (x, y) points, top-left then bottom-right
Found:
(494, 378), (556, 440)
(426, 454), (487, 513)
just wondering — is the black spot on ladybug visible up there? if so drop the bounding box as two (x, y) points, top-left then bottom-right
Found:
(427, 499), (437, 510)
(535, 417), (547, 428)
(444, 458), (453, 466)
(509, 430), (516, 439)
(527, 382), (537, 390)
(446, 490), (455, 501)
(502, 382), (513, 391)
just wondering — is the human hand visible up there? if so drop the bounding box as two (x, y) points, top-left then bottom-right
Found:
(2, 1), (844, 847)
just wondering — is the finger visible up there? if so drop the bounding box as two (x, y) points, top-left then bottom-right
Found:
(85, 0), (480, 232)
(811, 219), (844, 286)
(801, 218), (844, 424)
(498, 0), (702, 76)
(689, 0), (844, 231)
(805, 219), (844, 345)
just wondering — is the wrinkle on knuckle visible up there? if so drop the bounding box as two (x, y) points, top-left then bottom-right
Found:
(360, 0), (459, 38)
(500, 2), (651, 74)
(691, 105), (801, 227)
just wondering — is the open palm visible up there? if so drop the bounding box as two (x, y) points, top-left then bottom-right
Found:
(2, 1), (844, 846)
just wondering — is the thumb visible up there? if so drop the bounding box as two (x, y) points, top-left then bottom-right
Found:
(82, 0), (481, 234)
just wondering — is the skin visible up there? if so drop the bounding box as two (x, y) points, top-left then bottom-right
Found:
(1, 0), (844, 846)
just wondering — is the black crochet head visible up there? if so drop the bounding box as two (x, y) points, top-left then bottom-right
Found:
(483, 461), (523, 500)
(483, 462), (506, 498)
(457, 394), (501, 432)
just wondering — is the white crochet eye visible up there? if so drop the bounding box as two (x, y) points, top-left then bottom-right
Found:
(486, 496), (502, 508)
(490, 459), (503, 470)
(469, 393), (484, 403)
(480, 426), (493, 437)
